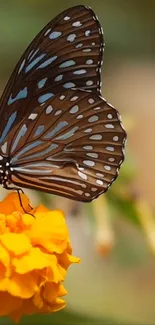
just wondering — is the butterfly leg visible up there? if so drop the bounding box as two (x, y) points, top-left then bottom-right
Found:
(4, 184), (34, 216)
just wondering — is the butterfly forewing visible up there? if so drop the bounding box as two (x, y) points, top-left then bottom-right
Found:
(2, 89), (126, 202)
(0, 5), (104, 145)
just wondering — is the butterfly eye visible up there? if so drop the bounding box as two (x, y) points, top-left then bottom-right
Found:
(0, 6), (126, 202)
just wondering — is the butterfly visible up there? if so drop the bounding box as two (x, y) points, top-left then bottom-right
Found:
(0, 5), (126, 203)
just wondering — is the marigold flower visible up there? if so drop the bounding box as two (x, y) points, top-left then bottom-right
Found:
(0, 192), (80, 323)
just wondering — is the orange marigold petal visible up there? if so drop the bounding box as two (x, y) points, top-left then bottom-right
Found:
(43, 240), (67, 254)
(7, 273), (39, 298)
(0, 233), (31, 256)
(22, 214), (34, 228)
(57, 263), (67, 279)
(9, 298), (38, 323)
(29, 211), (69, 254)
(42, 282), (60, 305)
(32, 292), (44, 309)
(43, 257), (65, 283)
(34, 204), (50, 214)
(0, 214), (7, 233)
(6, 213), (21, 232)
(0, 278), (10, 291)
(6, 212), (34, 233)
(10, 296), (66, 322)
(0, 292), (22, 316)
(0, 193), (30, 214)
(58, 284), (67, 297)
(58, 251), (80, 270)
(0, 244), (10, 268)
(12, 248), (56, 274)
(0, 263), (6, 278)
(49, 298), (66, 312)
(68, 254), (81, 264)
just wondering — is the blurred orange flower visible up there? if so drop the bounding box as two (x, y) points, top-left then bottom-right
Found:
(0, 193), (80, 323)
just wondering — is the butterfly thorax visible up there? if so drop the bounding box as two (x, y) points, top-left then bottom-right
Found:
(0, 155), (12, 187)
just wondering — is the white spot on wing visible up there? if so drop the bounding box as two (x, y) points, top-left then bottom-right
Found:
(64, 16), (70, 21)
(94, 107), (101, 111)
(86, 59), (93, 65)
(44, 28), (51, 36)
(96, 173), (104, 178)
(88, 115), (99, 123)
(104, 165), (111, 171)
(63, 82), (76, 89)
(105, 124), (114, 129)
(77, 190), (83, 195)
(55, 74), (63, 82)
(78, 171), (87, 180)
(106, 146), (114, 152)
(85, 30), (90, 36)
(76, 43), (83, 48)
(72, 21), (82, 27)
(70, 96), (78, 101)
(28, 113), (38, 120)
(90, 134), (102, 140)
(86, 153), (98, 158)
(83, 49), (91, 52)
(60, 60), (76, 68)
(18, 59), (25, 74)
(108, 157), (115, 162)
(84, 128), (92, 133)
(86, 80), (93, 86)
(73, 69), (86, 75)
(85, 193), (90, 197)
(70, 105), (79, 114)
(46, 106), (53, 114)
(83, 145), (93, 150)
(91, 187), (97, 192)
(60, 95), (65, 100)
(113, 136), (119, 141)
(96, 179), (103, 185)
(83, 160), (95, 167)
(1, 142), (7, 154)
(49, 31), (62, 39)
(55, 110), (62, 116)
(67, 34), (76, 42)
(88, 98), (95, 104)
(77, 114), (83, 119)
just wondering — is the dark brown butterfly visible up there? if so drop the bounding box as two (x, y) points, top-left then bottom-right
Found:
(0, 5), (126, 202)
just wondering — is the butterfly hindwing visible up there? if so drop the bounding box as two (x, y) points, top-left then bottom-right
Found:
(0, 5), (104, 145)
(2, 89), (126, 202)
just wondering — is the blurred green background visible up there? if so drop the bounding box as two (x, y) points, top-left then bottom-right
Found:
(0, 0), (155, 324)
